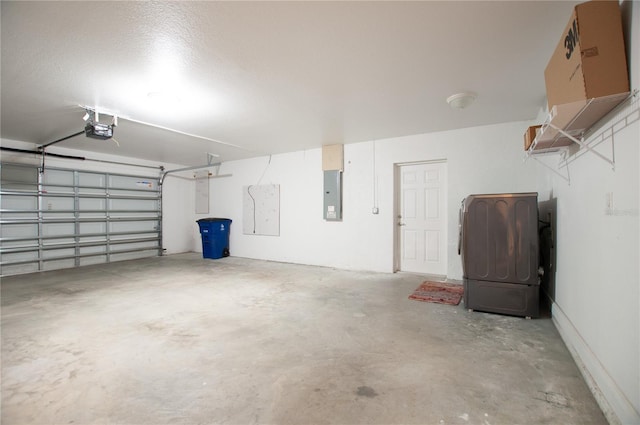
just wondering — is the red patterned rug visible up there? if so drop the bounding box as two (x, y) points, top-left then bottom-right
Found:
(409, 281), (464, 305)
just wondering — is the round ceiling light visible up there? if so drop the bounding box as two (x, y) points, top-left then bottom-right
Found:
(446, 92), (477, 110)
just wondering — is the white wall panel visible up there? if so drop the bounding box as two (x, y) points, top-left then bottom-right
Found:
(199, 121), (538, 274)
(534, 3), (640, 423)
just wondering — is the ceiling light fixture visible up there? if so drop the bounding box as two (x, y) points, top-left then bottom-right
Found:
(446, 92), (477, 110)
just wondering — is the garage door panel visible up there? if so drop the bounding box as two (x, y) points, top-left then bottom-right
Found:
(79, 198), (106, 210)
(42, 237), (76, 247)
(79, 222), (107, 234)
(79, 245), (107, 255)
(1, 250), (38, 261)
(1, 195), (38, 211)
(42, 247), (75, 260)
(79, 212), (108, 219)
(43, 196), (74, 210)
(42, 169), (73, 187)
(1, 240), (38, 250)
(110, 250), (157, 262)
(109, 175), (156, 190)
(42, 223), (74, 237)
(43, 258), (76, 271)
(2, 263), (39, 275)
(79, 235), (107, 243)
(1, 224), (38, 239)
(109, 198), (157, 211)
(80, 256), (107, 266)
(78, 172), (105, 187)
(110, 221), (159, 233)
(115, 240), (160, 251)
(1, 163), (161, 276)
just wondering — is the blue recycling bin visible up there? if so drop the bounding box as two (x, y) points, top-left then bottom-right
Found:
(197, 218), (232, 259)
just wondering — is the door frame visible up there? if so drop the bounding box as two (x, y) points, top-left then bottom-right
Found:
(393, 159), (448, 274)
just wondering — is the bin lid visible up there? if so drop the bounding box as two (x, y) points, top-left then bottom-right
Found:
(197, 218), (232, 223)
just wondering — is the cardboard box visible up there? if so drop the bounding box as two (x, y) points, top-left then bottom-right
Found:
(524, 125), (542, 151)
(322, 144), (343, 171)
(544, 0), (629, 110)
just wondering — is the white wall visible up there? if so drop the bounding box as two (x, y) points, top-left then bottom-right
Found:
(196, 119), (540, 277)
(0, 139), (195, 257)
(4, 5), (636, 420)
(535, 1), (640, 423)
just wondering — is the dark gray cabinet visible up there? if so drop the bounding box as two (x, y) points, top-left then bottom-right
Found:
(459, 193), (540, 318)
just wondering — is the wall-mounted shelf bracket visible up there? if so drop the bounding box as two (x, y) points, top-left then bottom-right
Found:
(207, 152), (219, 165)
(530, 151), (570, 184)
(546, 121), (614, 169)
(525, 90), (638, 182)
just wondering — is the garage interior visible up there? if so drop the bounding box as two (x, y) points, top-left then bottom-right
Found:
(1, 2), (638, 425)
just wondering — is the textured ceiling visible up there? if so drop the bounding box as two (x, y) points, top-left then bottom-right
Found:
(1, 1), (579, 166)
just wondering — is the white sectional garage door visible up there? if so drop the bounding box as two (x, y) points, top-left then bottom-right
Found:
(0, 162), (162, 276)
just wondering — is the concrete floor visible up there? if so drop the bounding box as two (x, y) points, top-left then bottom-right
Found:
(2, 253), (606, 425)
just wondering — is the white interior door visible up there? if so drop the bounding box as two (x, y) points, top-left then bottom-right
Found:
(398, 161), (447, 275)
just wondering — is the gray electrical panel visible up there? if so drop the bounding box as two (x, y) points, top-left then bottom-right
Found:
(323, 170), (342, 221)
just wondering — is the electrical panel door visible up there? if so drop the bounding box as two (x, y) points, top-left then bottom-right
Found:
(323, 170), (342, 221)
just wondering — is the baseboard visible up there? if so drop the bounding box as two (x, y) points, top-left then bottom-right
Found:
(552, 302), (640, 425)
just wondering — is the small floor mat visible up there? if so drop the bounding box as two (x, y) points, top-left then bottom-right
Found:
(408, 281), (464, 305)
